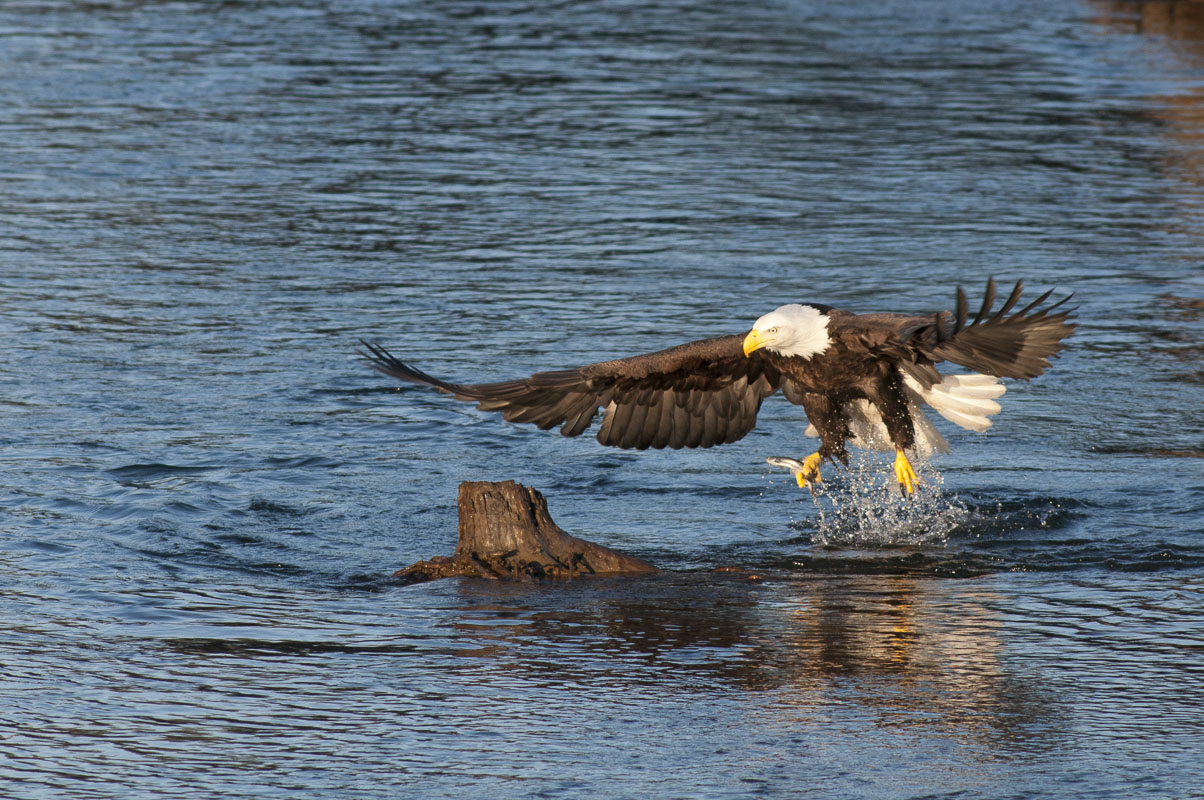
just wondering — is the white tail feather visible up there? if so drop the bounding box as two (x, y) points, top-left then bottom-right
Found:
(939, 374), (1007, 397)
(904, 372), (1006, 433)
(923, 385), (1003, 418)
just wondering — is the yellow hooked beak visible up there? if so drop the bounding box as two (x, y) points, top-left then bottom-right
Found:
(743, 328), (773, 357)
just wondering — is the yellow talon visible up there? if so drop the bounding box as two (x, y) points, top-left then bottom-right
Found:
(894, 449), (919, 496)
(796, 452), (824, 489)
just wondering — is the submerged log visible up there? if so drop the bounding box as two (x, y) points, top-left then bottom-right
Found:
(395, 480), (658, 583)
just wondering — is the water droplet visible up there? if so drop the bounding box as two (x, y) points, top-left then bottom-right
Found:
(805, 453), (968, 546)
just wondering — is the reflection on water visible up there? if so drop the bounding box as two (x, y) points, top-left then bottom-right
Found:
(447, 574), (1047, 748)
(762, 579), (1057, 751)
(1092, 2), (1204, 204)
(1092, 1), (1204, 40)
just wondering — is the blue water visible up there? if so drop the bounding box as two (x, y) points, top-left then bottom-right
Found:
(2, 1), (1203, 798)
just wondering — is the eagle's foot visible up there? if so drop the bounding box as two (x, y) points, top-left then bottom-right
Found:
(894, 449), (918, 497)
(796, 452), (823, 489)
(765, 453), (824, 491)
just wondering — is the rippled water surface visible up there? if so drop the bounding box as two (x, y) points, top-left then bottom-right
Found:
(3, 1), (1203, 798)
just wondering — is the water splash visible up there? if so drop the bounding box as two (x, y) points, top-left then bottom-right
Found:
(789, 452), (968, 547)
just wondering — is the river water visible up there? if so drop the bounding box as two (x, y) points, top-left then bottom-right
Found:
(2, 1), (1203, 798)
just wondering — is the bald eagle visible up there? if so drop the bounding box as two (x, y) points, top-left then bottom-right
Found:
(361, 278), (1074, 495)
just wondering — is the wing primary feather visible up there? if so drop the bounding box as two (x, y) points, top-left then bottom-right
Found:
(620, 399), (651, 449)
(669, 403), (689, 449)
(358, 340), (457, 393)
(993, 279), (1024, 320)
(532, 391), (588, 430)
(971, 277), (997, 326)
(561, 403), (598, 437)
(729, 387), (755, 444)
(1039, 292), (1074, 316)
(607, 401), (636, 448)
(685, 402), (705, 448)
(1016, 287), (1056, 317)
(648, 391), (674, 449)
(700, 397), (721, 448)
(714, 383), (733, 417)
(954, 288), (968, 333)
(597, 402), (618, 445)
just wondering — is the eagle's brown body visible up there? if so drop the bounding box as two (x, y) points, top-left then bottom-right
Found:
(361, 279), (1075, 482)
(767, 325), (915, 464)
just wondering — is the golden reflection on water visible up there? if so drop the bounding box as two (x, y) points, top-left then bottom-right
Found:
(449, 574), (1055, 746)
(1091, 0), (1204, 40)
(1091, 2), (1204, 189)
(754, 577), (1039, 745)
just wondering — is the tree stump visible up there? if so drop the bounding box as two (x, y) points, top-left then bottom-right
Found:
(395, 480), (658, 583)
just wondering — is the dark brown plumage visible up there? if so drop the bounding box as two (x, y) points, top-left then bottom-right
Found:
(361, 279), (1075, 485)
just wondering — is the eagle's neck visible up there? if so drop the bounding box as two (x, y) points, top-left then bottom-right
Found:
(768, 305), (833, 360)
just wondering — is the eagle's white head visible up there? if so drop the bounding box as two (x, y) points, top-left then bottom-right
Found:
(742, 304), (833, 359)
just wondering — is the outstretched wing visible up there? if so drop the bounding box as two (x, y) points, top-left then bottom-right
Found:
(912, 277), (1077, 379)
(360, 336), (782, 450)
(833, 278), (1076, 382)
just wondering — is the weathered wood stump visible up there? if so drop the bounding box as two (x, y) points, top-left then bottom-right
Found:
(395, 480), (659, 582)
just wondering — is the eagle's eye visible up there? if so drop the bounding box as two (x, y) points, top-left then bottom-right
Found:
(769, 327), (779, 334)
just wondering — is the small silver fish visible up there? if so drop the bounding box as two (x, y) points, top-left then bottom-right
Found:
(765, 456), (808, 475)
(765, 455), (822, 498)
